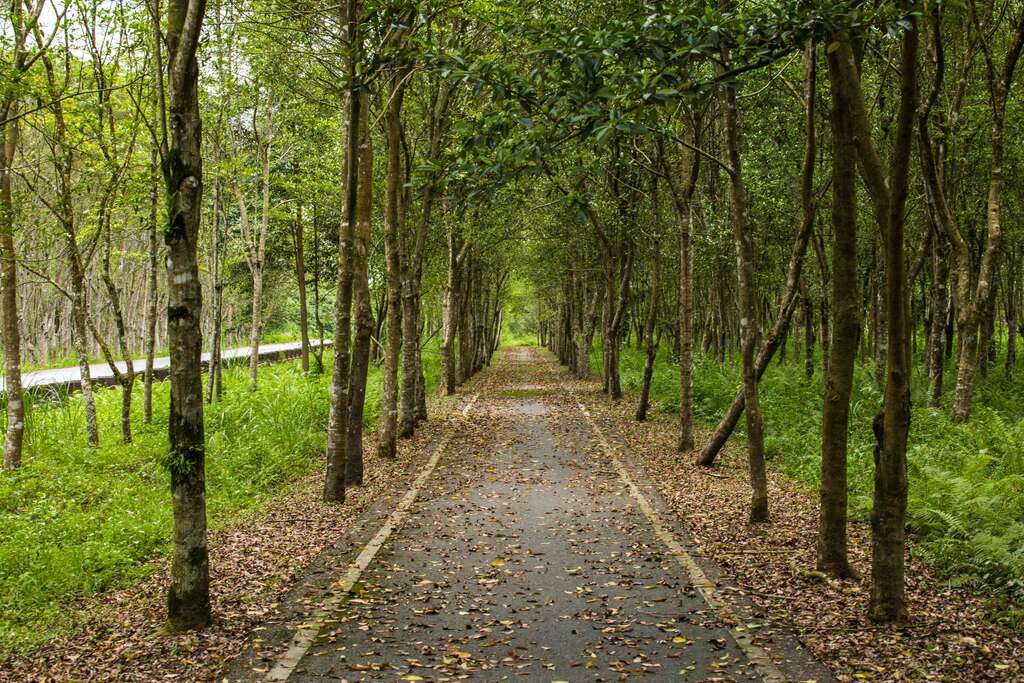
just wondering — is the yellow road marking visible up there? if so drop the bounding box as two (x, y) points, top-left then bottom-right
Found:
(264, 393), (480, 682)
(578, 402), (789, 683)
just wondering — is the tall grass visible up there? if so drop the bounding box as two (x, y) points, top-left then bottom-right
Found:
(0, 345), (440, 657)
(610, 342), (1024, 612)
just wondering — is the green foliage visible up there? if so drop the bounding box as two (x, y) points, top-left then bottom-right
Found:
(608, 342), (1024, 610)
(0, 345), (441, 657)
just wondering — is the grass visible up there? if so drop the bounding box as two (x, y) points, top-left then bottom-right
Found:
(607, 341), (1024, 620)
(0, 345), (440, 658)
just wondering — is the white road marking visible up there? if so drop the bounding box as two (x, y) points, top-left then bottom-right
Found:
(264, 393), (480, 682)
(578, 402), (789, 683)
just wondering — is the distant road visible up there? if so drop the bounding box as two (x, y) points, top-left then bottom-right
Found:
(0, 340), (331, 394)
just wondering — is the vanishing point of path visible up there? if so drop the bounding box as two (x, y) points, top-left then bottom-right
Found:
(230, 347), (832, 683)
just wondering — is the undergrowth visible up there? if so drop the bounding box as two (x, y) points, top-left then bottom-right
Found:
(0, 346), (440, 657)
(607, 342), (1024, 623)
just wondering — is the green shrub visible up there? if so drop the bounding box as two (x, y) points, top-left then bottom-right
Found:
(0, 344), (441, 657)
(603, 341), (1024, 607)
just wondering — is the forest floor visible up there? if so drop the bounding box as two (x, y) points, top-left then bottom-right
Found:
(4, 347), (1022, 682)
(224, 346), (830, 683)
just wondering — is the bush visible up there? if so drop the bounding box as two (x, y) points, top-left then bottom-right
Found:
(605, 341), (1024, 607)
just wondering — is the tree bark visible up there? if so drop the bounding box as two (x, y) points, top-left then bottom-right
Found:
(636, 238), (661, 422)
(831, 16), (918, 621)
(869, 18), (917, 623)
(718, 47), (767, 522)
(659, 128), (700, 452)
(0, 104), (24, 469)
(818, 36), (859, 579)
(345, 94), (374, 487)
(294, 205), (310, 373)
(927, 230), (949, 405)
(802, 285), (814, 378)
(145, 150), (160, 419)
(325, 90), (359, 503)
(377, 68), (405, 459)
(163, 0), (210, 632)
(696, 45), (817, 469)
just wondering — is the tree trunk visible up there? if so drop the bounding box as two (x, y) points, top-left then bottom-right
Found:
(163, 0), (210, 631)
(145, 150), (160, 419)
(324, 40), (361, 503)
(831, 17), (918, 620)
(378, 70), (405, 459)
(869, 18), (917, 623)
(927, 231), (949, 405)
(206, 172), (223, 403)
(817, 36), (859, 579)
(636, 239), (661, 421)
(99, 223), (136, 443)
(659, 130), (700, 452)
(1005, 250), (1018, 377)
(41, 61), (100, 447)
(696, 45), (817, 468)
(246, 135), (271, 387)
(803, 286), (814, 378)
(0, 105), (24, 469)
(441, 234), (464, 396)
(311, 208), (326, 375)
(295, 205), (310, 373)
(345, 95), (374, 487)
(719, 47), (768, 522)
(400, 82), (452, 436)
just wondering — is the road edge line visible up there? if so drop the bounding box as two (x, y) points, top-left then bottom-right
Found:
(577, 402), (789, 683)
(264, 392), (480, 682)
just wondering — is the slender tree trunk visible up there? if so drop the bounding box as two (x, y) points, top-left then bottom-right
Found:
(100, 226), (136, 443)
(831, 15), (918, 620)
(659, 131), (700, 452)
(636, 240), (661, 421)
(696, 46), (816, 469)
(68, 238), (99, 447)
(400, 83), (451, 436)
(311, 208), (325, 375)
(803, 286), (814, 378)
(346, 95), (374, 487)
(145, 150), (160, 420)
(42, 68), (100, 447)
(927, 231), (949, 405)
(870, 18), (917, 623)
(163, 0), (210, 631)
(377, 69), (405, 459)
(0, 105), (24, 469)
(719, 49), (768, 522)
(324, 42), (361, 503)
(248, 267), (263, 385)
(295, 205), (310, 373)
(817, 36), (859, 578)
(206, 174), (223, 403)
(441, 234), (463, 396)
(1006, 252), (1017, 377)
(246, 137), (270, 387)
(399, 282), (421, 435)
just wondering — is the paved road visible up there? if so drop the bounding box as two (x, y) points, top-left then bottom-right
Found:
(0, 340), (329, 393)
(231, 348), (831, 682)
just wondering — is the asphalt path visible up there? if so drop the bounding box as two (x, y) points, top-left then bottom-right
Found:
(0, 339), (329, 393)
(231, 347), (832, 682)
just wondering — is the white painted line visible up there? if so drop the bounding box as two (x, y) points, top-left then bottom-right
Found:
(264, 393), (481, 682)
(578, 402), (789, 683)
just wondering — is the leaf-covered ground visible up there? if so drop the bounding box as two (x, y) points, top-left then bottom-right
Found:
(227, 346), (828, 681)
(0, 394), (458, 682)
(5, 347), (1022, 682)
(580, 358), (1024, 682)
